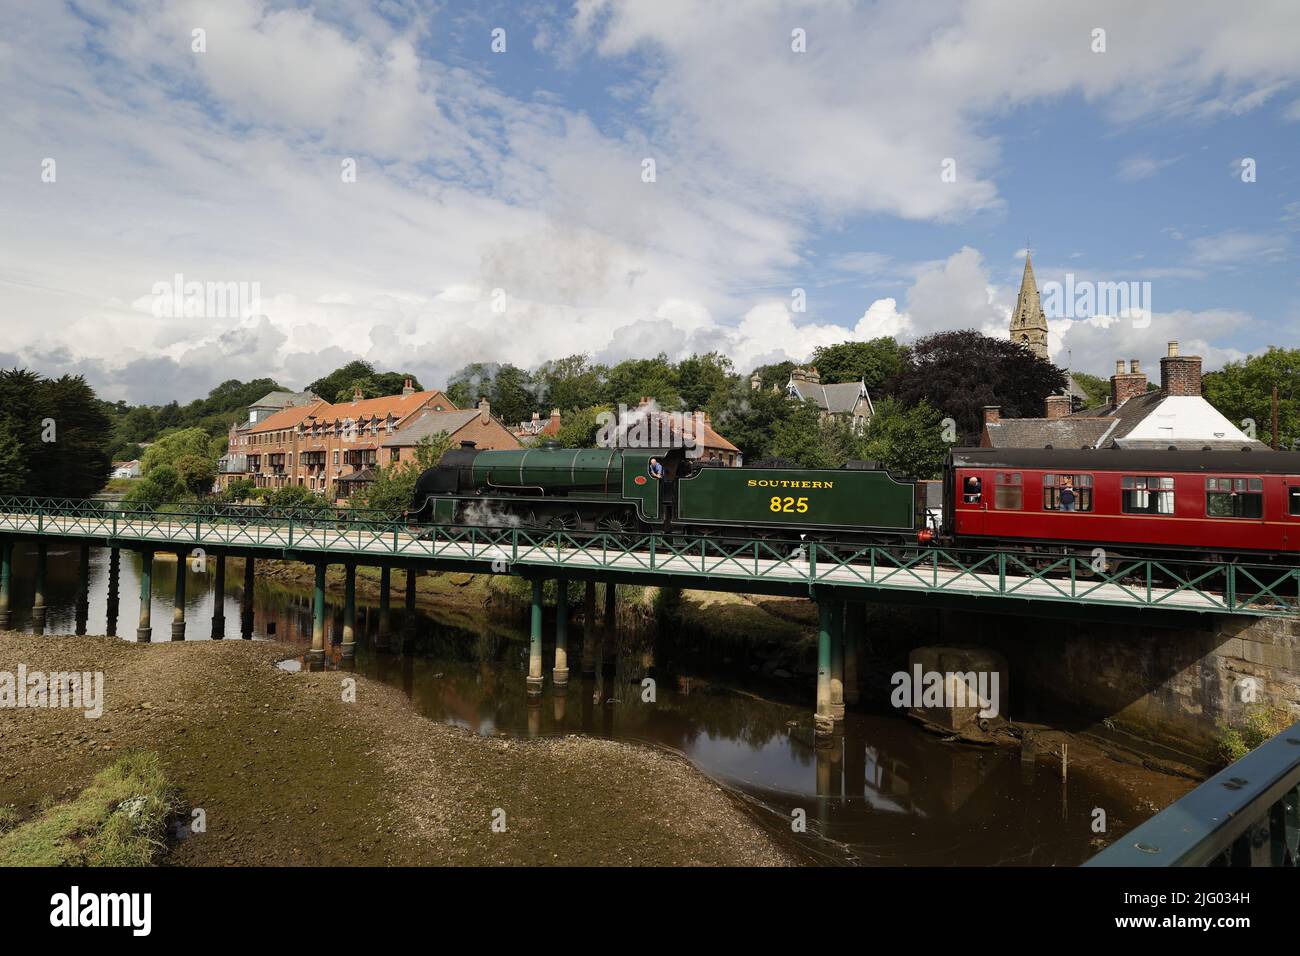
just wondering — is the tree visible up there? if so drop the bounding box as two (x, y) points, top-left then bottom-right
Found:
(888, 330), (1067, 444)
(355, 433), (454, 513)
(603, 355), (680, 409)
(862, 398), (948, 480)
(1203, 347), (1300, 448)
(768, 400), (865, 468)
(124, 465), (185, 509)
(267, 483), (327, 512)
(676, 352), (737, 413)
(173, 454), (217, 497)
(308, 360), (375, 401)
(220, 477), (256, 502)
(536, 355), (607, 412)
(0, 370), (112, 498)
(554, 405), (612, 448)
(140, 427), (214, 476)
(748, 360), (796, 392)
(712, 386), (796, 462)
(1069, 371), (1110, 409)
(0, 419), (27, 494)
(810, 338), (909, 391)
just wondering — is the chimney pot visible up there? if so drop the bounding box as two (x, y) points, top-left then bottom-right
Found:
(1115, 360), (1125, 376)
(1130, 359), (1140, 374)
(1167, 341), (1179, 357)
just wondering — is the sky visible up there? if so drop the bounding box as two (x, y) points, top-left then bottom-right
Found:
(0, 0), (1297, 405)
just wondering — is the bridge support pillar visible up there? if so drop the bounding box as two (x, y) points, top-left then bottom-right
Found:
(602, 580), (616, 667)
(211, 553), (225, 640)
(830, 601), (845, 722)
(137, 550), (153, 643)
(74, 543), (90, 635)
(32, 541), (47, 634)
(815, 599), (835, 736)
(341, 563), (357, 659)
(581, 580), (597, 676)
(0, 538), (11, 631)
(843, 602), (863, 707)
(376, 566), (392, 651)
(527, 578), (544, 696)
(554, 582), (569, 686)
(308, 562), (326, 665)
(402, 568), (417, 653)
(171, 551), (187, 641)
(106, 547), (119, 637)
(240, 556), (255, 639)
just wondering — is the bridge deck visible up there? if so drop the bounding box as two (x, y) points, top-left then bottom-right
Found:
(2, 501), (1297, 618)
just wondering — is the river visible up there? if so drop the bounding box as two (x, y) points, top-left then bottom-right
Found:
(2, 541), (1183, 865)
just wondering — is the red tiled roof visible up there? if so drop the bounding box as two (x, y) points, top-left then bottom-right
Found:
(246, 390), (452, 435)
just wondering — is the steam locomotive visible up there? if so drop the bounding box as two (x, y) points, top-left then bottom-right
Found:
(410, 440), (1300, 557)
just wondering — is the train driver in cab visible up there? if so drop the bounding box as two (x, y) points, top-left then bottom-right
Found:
(648, 457), (665, 480)
(962, 475), (982, 503)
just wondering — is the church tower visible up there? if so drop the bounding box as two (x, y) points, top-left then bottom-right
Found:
(1010, 253), (1049, 360)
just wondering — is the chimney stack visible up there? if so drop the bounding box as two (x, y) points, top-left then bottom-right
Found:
(1110, 358), (1148, 407)
(352, 386), (362, 402)
(1160, 340), (1203, 397)
(1044, 395), (1072, 420)
(401, 377), (415, 396)
(478, 396), (490, 424)
(750, 374), (762, 391)
(550, 409), (560, 425)
(983, 406), (1001, 425)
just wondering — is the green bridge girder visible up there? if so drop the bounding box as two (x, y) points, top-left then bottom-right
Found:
(1, 496), (1298, 623)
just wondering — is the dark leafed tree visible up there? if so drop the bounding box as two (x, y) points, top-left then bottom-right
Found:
(810, 338), (909, 391)
(887, 330), (1067, 444)
(1203, 347), (1300, 449)
(676, 352), (737, 413)
(747, 360), (796, 392)
(0, 418), (27, 494)
(603, 355), (681, 409)
(0, 370), (112, 498)
(535, 355), (607, 412)
(307, 360), (375, 400)
(713, 385), (798, 463)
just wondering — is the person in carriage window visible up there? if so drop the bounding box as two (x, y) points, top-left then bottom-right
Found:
(1059, 477), (1077, 512)
(962, 475), (982, 503)
(648, 457), (664, 480)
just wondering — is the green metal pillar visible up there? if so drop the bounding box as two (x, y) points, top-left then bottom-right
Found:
(137, 550), (153, 643)
(74, 543), (90, 635)
(106, 547), (119, 637)
(211, 553), (226, 639)
(240, 556), (255, 639)
(581, 579), (597, 676)
(377, 566), (391, 650)
(0, 538), (11, 630)
(171, 551), (187, 640)
(341, 563), (357, 658)
(830, 600), (845, 721)
(815, 599), (834, 736)
(32, 541), (47, 633)
(554, 582), (569, 686)
(308, 562), (326, 664)
(527, 578), (544, 696)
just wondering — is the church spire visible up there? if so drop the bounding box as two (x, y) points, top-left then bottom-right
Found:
(1010, 252), (1049, 360)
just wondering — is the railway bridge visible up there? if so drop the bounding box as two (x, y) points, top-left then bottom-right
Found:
(1, 496), (1297, 733)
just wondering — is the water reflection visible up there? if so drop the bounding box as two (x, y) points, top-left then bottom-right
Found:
(4, 542), (1139, 865)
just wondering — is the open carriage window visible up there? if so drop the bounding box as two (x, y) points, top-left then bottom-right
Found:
(1206, 477), (1264, 519)
(1042, 473), (1093, 512)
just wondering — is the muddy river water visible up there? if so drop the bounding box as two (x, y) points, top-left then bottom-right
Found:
(3, 542), (1185, 865)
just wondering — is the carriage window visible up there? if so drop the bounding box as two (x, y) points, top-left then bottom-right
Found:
(1291, 487), (1300, 516)
(1206, 477), (1264, 519)
(994, 472), (1022, 510)
(1122, 475), (1175, 515)
(1042, 473), (1093, 512)
(962, 474), (983, 503)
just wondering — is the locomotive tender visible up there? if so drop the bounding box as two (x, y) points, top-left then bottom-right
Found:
(409, 441), (1300, 557)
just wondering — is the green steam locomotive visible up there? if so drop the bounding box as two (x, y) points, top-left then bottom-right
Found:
(408, 440), (922, 540)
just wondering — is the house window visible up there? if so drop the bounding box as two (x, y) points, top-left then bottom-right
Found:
(994, 472), (1022, 510)
(391, 447), (401, 462)
(1122, 476), (1175, 515)
(1206, 477), (1263, 519)
(1042, 474), (1093, 512)
(332, 450), (340, 465)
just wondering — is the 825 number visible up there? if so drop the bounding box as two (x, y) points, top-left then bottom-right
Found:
(769, 496), (809, 514)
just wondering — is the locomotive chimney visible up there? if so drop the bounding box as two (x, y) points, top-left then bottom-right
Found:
(1160, 340), (1203, 397)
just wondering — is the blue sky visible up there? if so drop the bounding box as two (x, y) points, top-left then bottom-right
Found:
(0, 0), (1296, 404)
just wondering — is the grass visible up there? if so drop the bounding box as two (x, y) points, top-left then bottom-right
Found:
(1215, 706), (1294, 765)
(0, 751), (178, 867)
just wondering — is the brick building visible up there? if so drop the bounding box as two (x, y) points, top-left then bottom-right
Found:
(218, 379), (466, 499)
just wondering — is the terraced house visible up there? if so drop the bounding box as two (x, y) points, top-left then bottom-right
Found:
(218, 380), (469, 500)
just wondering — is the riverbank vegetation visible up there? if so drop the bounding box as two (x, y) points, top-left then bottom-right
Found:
(0, 751), (176, 866)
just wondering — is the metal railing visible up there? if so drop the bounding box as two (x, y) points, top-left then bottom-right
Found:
(0, 496), (1297, 615)
(1086, 720), (1300, 866)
